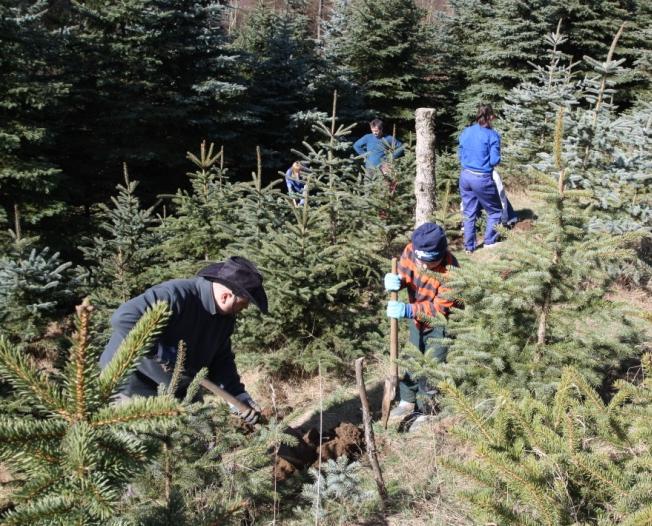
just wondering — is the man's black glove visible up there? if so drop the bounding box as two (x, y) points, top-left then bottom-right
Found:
(239, 406), (260, 425)
(235, 392), (261, 425)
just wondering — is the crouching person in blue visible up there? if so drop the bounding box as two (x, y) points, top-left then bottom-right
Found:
(285, 161), (306, 206)
(99, 256), (267, 424)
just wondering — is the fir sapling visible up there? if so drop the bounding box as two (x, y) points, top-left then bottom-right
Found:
(439, 354), (652, 525)
(0, 299), (181, 525)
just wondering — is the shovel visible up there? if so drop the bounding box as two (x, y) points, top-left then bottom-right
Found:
(380, 257), (399, 429)
(200, 378), (258, 417)
(200, 378), (310, 467)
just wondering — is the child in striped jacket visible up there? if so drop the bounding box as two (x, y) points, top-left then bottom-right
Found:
(384, 222), (459, 422)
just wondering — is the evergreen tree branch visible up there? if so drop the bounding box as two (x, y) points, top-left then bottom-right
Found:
(166, 340), (186, 397)
(97, 301), (170, 401)
(476, 446), (559, 526)
(69, 298), (94, 420)
(0, 336), (68, 419)
(91, 395), (181, 430)
(622, 505), (652, 526)
(570, 451), (628, 499)
(0, 495), (74, 525)
(438, 381), (495, 444)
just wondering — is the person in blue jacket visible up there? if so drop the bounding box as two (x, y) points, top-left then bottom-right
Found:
(353, 119), (404, 173)
(285, 161), (306, 206)
(458, 104), (505, 253)
(99, 256), (268, 424)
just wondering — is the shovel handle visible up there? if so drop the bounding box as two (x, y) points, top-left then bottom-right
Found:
(390, 257), (399, 378)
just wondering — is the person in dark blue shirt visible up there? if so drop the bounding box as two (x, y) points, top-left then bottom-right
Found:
(353, 118), (404, 173)
(99, 256), (268, 424)
(458, 104), (505, 253)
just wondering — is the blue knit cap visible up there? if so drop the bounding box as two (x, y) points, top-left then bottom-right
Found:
(412, 222), (447, 261)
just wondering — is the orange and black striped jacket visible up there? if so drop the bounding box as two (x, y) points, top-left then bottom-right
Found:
(397, 242), (459, 330)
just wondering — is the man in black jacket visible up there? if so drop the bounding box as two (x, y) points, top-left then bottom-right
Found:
(99, 256), (267, 424)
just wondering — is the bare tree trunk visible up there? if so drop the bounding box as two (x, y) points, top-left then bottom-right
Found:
(414, 108), (436, 227)
(163, 442), (172, 503)
(228, 0), (239, 34)
(316, 0), (323, 40)
(13, 203), (21, 242)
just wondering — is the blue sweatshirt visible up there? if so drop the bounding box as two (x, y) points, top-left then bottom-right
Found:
(99, 277), (245, 398)
(458, 124), (501, 173)
(353, 133), (404, 168)
(285, 167), (305, 194)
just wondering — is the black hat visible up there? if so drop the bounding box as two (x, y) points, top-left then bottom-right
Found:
(197, 256), (268, 314)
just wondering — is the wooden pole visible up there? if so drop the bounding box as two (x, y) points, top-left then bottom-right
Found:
(414, 108), (436, 228)
(380, 257), (399, 428)
(355, 357), (388, 508)
(389, 258), (399, 381)
(13, 203), (21, 242)
(316, 0), (323, 40)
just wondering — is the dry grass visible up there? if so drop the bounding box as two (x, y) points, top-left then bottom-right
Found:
(239, 367), (370, 426)
(507, 188), (543, 217)
(606, 285), (652, 316)
(240, 362), (478, 525)
(380, 416), (476, 525)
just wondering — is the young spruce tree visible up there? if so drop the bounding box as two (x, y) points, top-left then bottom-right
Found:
(440, 353), (652, 525)
(234, 112), (387, 374)
(80, 166), (159, 310)
(0, 230), (77, 343)
(117, 358), (288, 525)
(0, 299), (181, 525)
(156, 142), (243, 278)
(328, 0), (436, 125)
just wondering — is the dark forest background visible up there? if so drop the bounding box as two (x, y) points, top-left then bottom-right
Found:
(2, 0), (649, 261)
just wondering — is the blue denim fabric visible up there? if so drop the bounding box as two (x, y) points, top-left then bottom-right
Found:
(459, 169), (504, 251)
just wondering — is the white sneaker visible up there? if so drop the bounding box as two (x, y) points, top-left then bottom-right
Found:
(389, 401), (416, 419)
(408, 414), (433, 432)
(483, 241), (503, 249)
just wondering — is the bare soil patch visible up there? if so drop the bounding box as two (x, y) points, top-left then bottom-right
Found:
(273, 422), (365, 481)
(512, 217), (534, 232)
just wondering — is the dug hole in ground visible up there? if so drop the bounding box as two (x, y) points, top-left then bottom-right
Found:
(238, 359), (478, 525)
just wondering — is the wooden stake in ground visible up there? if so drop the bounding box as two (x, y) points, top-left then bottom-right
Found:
(355, 357), (388, 508)
(414, 108), (436, 228)
(380, 257), (399, 428)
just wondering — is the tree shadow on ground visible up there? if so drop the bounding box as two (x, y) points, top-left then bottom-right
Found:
(515, 207), (536, 221)
(291, 381), (386, 432)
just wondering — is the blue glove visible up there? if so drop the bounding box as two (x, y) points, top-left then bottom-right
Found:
(386, 300), (413, 319)
(384, 273), (401, 291)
